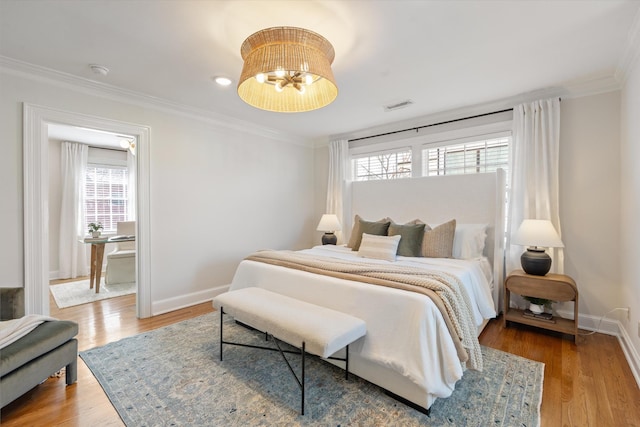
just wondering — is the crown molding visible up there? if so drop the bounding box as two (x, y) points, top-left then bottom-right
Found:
(616, 7), (640, 85)
(0, 56), (306, 145)
(562, 72), (622, 99)
(330, 71), (624, 144)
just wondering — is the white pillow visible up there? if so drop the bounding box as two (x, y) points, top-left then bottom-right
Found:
(452, 224), (488, 259)
(358, 233), (402, 262)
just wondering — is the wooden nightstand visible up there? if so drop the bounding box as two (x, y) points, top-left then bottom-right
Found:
(504, 270), (579, 342)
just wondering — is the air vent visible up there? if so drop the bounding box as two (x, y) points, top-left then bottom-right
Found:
(383, 99), (414, 112)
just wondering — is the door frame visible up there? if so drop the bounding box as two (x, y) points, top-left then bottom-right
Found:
(23, 103), (152, 317)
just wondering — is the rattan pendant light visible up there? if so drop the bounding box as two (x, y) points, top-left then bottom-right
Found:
(237, 27), (338, 113)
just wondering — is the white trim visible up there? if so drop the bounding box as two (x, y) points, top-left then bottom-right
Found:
(557, 309), (640, 388)
(23, 103), (152, 318)
(151, 284), (230, 316)
(616, 7), (640, 85)
(563, 72), (623, 99)
(1, 56), (303, 146)
(349, 121), (513, 157)
(618, 325), (640, 389)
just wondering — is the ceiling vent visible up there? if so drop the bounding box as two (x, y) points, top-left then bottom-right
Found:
(383, 99), (414, 112)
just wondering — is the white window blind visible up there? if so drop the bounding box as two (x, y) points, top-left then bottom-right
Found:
(422, 135), (510, 177)
(85, 164), (129, 233)
(352, 148), (412, 181)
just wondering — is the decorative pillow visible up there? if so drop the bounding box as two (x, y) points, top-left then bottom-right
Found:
(388, 222), (426, 257)
(358, 233), (401, 262)
(348, 216), (391, 250)
(421, 219), (456, 258)
(453, 224), (488, 259)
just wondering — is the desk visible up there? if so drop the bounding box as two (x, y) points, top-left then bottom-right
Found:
(83, 236), (135, 293)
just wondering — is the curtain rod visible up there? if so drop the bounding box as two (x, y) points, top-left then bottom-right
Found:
(89, 145), (126, 153)
(348, 108), (513, 143)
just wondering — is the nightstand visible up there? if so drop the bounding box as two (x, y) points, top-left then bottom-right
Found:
(503, 270), (579, 342)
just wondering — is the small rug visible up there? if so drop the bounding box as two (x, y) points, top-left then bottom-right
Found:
(50, 278), (136, 308)
(81, 313), (543, 426)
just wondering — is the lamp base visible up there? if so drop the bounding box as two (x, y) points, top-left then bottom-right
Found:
(321, 232), (337, 245)
(521, 248), (552, 276)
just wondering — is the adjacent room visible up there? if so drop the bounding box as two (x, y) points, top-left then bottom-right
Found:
(1, 1), (639, 426)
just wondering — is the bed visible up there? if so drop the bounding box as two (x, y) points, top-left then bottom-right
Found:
(226, 170), (506, 411)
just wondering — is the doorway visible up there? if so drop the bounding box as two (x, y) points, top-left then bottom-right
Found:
(23, 103), (151, 318)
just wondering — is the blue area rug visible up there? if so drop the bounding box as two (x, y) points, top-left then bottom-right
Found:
(80, 313), (543, 426)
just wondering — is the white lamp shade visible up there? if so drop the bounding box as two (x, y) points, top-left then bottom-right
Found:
(512, 219), (564, 248)
(316, 214), (342, 232)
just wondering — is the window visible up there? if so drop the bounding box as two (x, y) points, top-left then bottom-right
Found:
(348, 111), (513, 181)
(84, 164), (129, 233)
(423, 136), (511, 177)
(352, 149), (412, 181)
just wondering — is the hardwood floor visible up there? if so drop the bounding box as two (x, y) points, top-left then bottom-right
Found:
(2, 286), (639, 426)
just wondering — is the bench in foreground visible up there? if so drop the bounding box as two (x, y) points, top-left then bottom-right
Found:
(213, 287), (366, 415)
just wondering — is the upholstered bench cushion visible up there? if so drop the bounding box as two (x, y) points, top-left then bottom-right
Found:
(107, 250), (135, 259)
(1, 320), (78, 376)
(213, 287), (366, 358)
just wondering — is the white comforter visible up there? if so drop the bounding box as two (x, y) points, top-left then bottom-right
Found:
(228, 245), (496, 399)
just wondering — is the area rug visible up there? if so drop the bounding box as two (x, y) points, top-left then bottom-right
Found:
(50, 278), (136, 308)
(80, 313), (544, 427)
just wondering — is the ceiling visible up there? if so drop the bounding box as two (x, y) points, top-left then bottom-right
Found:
(1, 0), (638, 142)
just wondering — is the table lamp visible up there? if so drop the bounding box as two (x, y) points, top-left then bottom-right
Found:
(316, 214), (341, 245)
(512, 219), (564, 276)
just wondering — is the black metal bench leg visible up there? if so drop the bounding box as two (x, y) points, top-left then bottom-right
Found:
(301, 341), (305, 415)
(220, 308), (224, 361)
(345, 345), (349, 380)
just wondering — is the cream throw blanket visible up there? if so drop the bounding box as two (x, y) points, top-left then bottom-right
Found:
(246, 250), (483, 371)
(0, 314), (58, 349)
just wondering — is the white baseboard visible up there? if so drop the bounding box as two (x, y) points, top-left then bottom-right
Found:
(617, 323), (640, 389)
(557, 309), (640, 389)
(50, 267), (103, 281)
(151, 284), (230, 316)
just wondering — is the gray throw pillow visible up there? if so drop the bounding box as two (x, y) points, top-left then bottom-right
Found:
(351, 219), (391, 251)
(388, 222), (426, 257)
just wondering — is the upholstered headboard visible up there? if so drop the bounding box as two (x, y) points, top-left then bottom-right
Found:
(349, 169), (506, 310)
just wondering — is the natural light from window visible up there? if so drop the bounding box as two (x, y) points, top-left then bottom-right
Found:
(84, 165), (129, 233)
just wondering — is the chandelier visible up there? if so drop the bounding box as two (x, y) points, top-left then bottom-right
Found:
(237, 27), (338, 113)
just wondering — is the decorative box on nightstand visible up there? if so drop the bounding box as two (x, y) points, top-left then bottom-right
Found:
(503, 270), (579, 342)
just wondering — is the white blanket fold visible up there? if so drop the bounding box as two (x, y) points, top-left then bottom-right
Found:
(0, 314), (58, 349)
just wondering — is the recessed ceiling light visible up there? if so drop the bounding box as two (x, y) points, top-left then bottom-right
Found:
(214, 76), (232, 86)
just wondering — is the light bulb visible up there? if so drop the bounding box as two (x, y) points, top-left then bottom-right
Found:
(275, 69), (285, 78)
(275, 82), (284, 93)
(255, 73), (265, 83)
(305, 74), (313, 85)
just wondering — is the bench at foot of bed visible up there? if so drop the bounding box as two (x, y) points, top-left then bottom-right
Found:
(213, 287), (366, 415)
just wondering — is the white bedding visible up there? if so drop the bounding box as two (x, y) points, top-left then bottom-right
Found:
(228, 245), (496, 403)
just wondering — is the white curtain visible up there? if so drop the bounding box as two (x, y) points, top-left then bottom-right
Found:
(326, 139), (350, 243)
(59, 142), (89, 279)
(127, 149), (137, 221)
(507, 97), (564, 273)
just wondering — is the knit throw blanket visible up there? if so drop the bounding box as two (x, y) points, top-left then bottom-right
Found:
(245, 250), (483, 371)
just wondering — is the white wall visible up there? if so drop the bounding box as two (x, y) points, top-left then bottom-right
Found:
(559, 92), (623, 318)
(621, 56), (640, 359)
(0, 70), (316, 313)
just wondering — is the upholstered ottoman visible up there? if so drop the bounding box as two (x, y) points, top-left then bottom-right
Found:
(1, 319), (78, 407)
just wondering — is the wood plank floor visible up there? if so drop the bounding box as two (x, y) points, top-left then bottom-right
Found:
(2, 282), (639, 426)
